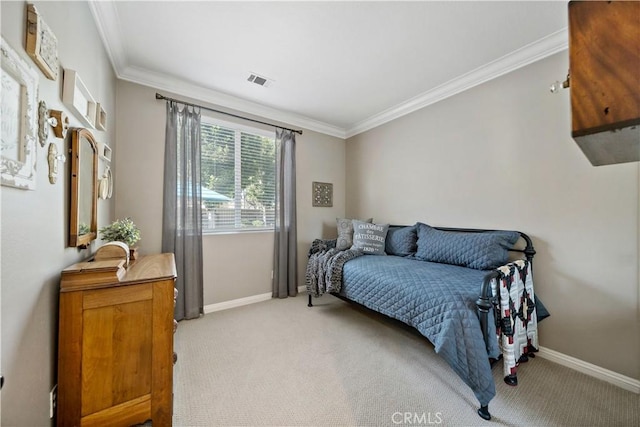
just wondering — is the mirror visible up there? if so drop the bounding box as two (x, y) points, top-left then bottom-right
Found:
(69, 128), (98, 247)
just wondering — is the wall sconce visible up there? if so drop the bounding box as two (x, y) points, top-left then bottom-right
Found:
(47, 143), (66, 184)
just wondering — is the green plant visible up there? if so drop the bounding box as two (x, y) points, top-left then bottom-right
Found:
(99, 217), (141, 247)
(78, 223), (90, 236)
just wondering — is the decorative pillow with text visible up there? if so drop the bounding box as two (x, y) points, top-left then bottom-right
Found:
(336, 217), (372, 250)
(351, 220), (389, 255)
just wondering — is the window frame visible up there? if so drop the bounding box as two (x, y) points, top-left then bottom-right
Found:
(200, 116), (276, 235)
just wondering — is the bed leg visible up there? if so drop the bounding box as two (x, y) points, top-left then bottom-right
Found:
(504, 374), (518, 386)
(478, 405), (491, 421)
(308, 294), (313, 307)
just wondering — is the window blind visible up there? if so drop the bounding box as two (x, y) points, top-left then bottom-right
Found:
(201, 120), (275, 232)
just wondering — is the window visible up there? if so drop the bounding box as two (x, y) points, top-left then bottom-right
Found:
(200, 118), (276, 233)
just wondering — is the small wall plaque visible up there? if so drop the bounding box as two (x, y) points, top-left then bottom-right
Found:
(95, 102), (107, 131)
(98, 141), (111, 162)
(312, 181), (333, 207)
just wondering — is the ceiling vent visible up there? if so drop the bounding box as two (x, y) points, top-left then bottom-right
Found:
(247, 73), (273, 88)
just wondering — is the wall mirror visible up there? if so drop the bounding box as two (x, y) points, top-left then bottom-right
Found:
(69, 128), (98, 247)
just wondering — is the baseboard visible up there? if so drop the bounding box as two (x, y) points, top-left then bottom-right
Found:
(203, 292), (272, 313)
(203, 286), (308, 314)
(537, 346), (640, 394)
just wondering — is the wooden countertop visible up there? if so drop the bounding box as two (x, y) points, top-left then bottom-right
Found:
(61, 253), (176, 292)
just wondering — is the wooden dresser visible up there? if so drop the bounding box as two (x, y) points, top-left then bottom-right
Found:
(57, 253), (177, 427)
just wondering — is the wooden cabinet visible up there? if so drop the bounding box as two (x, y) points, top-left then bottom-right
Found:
(58, 254), (177, 427)
(568, 1), (640, 166)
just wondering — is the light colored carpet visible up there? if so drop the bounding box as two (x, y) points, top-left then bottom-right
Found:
(173, 294), (639, 426)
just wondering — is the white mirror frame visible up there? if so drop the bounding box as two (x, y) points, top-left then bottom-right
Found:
(1, 37), (39, 190)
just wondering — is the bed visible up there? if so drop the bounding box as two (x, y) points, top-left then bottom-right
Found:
(306, 224), (547, 420)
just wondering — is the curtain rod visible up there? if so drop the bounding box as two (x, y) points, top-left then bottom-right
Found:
(155, 93), (303, 135)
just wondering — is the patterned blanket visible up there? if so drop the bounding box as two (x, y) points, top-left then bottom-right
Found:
(305, 239), (363, 297)
(491, 260), (538, 380)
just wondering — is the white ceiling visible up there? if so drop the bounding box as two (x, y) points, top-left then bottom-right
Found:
(90, 1), (569, 138)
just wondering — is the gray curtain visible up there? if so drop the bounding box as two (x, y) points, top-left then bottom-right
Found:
(272, 128), (298, 298)
(162, 101), (204, 320)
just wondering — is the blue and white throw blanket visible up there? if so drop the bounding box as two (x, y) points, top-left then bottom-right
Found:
(306, 239), (540, 408)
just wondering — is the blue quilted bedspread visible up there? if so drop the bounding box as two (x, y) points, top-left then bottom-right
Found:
(340, 255), (500, 407)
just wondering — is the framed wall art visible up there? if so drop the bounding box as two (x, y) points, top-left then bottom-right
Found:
(312, 181), (333, 207)
(1, 37), (39, 190)
(95, 103), (107, 131)
(97, 141), (112, 162)
(26, 3), (59, 80)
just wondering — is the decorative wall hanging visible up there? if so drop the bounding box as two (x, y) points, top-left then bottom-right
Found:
(62, 69), (96, 128)
(47, 142), (65, 184)
(49, 109), (69, 138)
(106, 167), (113, 199)
(37, 100), (48, 146)
(26, 3), (58, 80)
(37, 100), (58, 146)
(95, 103), (107, 131)
(1, 37), (39, 190)
(312, 181), (333, 207)
(98, 141), (112, 162)
(98, 166), (112, 199)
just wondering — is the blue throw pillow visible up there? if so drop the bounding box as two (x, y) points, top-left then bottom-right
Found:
(415, 223), (520, 270)
(385, 224), (418, 257)
(351, 220), (389, 255)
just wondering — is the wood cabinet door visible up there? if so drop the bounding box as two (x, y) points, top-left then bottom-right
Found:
(58, 280), (174, 427)
(80, 283), (154, 425)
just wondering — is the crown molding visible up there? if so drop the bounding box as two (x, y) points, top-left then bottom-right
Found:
(88, 2), (345, 138)
(89, 3), (567, 141)
(345, 28), (569, 138)
(119, 65), (347, 139)
(88, 1), (127, 76)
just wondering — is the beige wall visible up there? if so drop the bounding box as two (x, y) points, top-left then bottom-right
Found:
(346, 51), (639, 380)
(4, 7), (632, 425)
(115, 81), (346, 305)
(0, 2), (117, 425)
